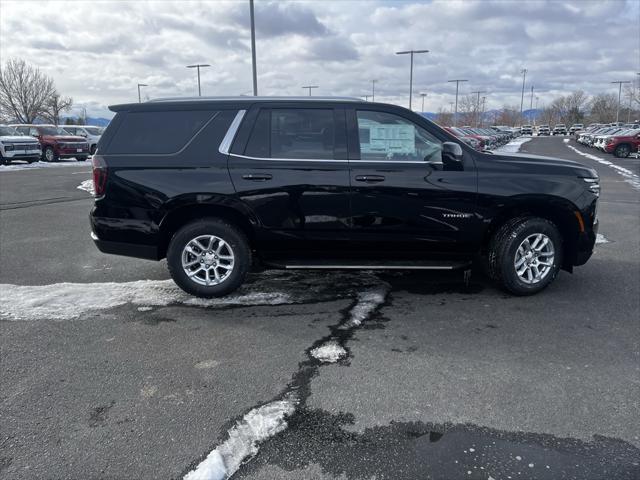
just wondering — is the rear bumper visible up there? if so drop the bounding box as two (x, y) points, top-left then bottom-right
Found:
(91, 231), (160, 260)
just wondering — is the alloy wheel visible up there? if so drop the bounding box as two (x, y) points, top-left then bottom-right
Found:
(514, 233), (555, 284)
(181, 235), (235, 286)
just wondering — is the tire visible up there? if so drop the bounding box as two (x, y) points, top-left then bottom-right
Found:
(90, 145), (97, 155)
(167, 218), (251, 297)
(76, 156), (88, 162)
(614, 144), (631, 158)
(487, 217), (562, 296)
(43, 146), (57, 162)
(0, 154), (6, 166)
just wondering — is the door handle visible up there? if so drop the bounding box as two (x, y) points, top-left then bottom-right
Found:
(355, 175), (385, 183)
(242, 173), (272, 181)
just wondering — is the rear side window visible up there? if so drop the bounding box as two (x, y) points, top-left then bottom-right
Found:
(106, 110), (214, 154)
(271, 109), (335, 159)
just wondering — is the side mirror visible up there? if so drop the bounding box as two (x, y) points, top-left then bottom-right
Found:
(442, 141), (463, 161)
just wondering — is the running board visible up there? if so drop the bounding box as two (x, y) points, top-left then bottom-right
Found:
(264, 259), (471, 270)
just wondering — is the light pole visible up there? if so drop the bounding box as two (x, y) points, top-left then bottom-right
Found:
(372, 79), (377, 102)
(519, 68), (527, 124)
(447, 79), (468, 127)
(137, 83), (148, 103)
(529, 85), (534, 123)
(186, 64), (211, 96)
(611, 81), (631, 123)
(535, 96), (539, 126)
(249, 0), (258, 96)
(420, 93), (427, 112)
(470, 90), (486, 127)
(395, 49), (429, 110)
(481, 96), (487, 127)
(302, 85), (319, 96)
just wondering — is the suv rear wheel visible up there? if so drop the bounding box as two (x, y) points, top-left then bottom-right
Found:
(487, 217), (562, 295)
(167, 219), (251, 298)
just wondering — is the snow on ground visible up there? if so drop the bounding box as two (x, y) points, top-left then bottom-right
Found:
(566, 144), (640, 192)
(563, 138), (570, 143)
(596, 233), (609, 244)
(310, 341), (347, 363)
(183, 279), (389, 480)
(342, 288), (388, 328)
(0, 158), (92, 172)
(77, 179), (94, 195)
(183, 396), (298, 480)
(0, 280), (292, 321)
(491, 136), (532, 153)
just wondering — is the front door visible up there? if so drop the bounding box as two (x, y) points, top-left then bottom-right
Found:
(346, 107), (479, 260)
(227, 104), (351, 259)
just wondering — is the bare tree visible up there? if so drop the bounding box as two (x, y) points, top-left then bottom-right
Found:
(0, 58), (56, 123)
(564, 90), (588, 126)
(496, 105), (520, 126)
(435, 107), (453, 126)
(457, 94), (477, 127)
(587, 93), (618, 123)
(43, 92), (73, 125)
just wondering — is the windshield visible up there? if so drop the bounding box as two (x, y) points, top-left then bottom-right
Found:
(0, 126), (22, 136)
(39, 126), (72, 135)
(84, 127), (102, 135)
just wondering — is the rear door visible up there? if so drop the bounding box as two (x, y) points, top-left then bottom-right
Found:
(227, 103), (351, 259)
(346, 106), (479, 260)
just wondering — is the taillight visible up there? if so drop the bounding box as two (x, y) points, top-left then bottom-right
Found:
(92, 155), (108, 198)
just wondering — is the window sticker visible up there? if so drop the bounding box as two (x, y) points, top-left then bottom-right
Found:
(359, 123), (416, 156)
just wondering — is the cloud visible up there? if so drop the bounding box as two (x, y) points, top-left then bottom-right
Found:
(0, 0), (636, 117)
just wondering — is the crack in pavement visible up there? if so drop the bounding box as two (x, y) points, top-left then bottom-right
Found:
(181, 277), (391, 480)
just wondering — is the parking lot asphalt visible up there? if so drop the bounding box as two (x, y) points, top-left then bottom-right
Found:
(1, 137), (639, 480)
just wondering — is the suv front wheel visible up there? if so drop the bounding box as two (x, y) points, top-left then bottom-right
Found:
(488, 217), (563, 295)
(167, 219), (251, 298)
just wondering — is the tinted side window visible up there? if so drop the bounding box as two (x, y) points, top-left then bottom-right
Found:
(356, 110), (442, 162)
(29, 127), (39, 136)
(244, 109), (270, 158)
(270, 109), (334, 159)
(107, 110), (215, 155)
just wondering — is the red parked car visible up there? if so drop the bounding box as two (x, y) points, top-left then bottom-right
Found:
(604, 129), (640, 158)
(10, 124), (90, 162)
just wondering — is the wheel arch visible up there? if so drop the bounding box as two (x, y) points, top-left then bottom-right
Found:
(158, 202), (259, 259)
(614, 142), (632, 157)
(482, 195), (583, 271)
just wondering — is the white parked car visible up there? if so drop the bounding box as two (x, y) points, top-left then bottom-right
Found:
(0, 125), (41, 165)
(63, 125), (103, 155)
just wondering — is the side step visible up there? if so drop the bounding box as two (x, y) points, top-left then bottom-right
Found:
(264, 259), (472, 270)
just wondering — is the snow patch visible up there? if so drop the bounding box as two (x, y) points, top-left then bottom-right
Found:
(0, 158), (92, 172)
(566, 144), (640, 192)
(0, 280), (292, 321)
(491, 136), (532, 153)
(563, 138), (570, 143)
(344, 288), (388, 328)
(596, 233), (609, 244)
(310, 341), (347, 363)
(183, 396), (297, 480)
(77, 179), (94, 195)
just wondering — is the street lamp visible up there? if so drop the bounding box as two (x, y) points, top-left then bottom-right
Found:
(481, 96), (487, 127)
(535, 96), (539, 126)
(611, 81), (631, 123)
(186, 64), (211, 96)
(302, 85), (319, 96)
(529, 85), (534, 123)
(395, 49), (429, 110)
(447, 79), (468, 127)
(519, 68), (527, 124)
(249, 0), (258, 96)
(420, 93), (427, 112)
(137, 83), (148, 103)
(372, 79), (377, 102)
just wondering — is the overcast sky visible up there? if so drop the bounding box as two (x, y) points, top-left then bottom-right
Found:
(1, 0), (638, 118)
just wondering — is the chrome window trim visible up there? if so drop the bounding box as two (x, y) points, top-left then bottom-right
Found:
(218, 110), (246, 155)
(229, 153), (429, 165)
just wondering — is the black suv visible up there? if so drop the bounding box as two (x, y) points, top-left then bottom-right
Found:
(90, 97), (599, 297)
